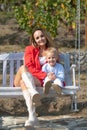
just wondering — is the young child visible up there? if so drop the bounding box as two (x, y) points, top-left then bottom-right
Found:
(42, 47), (65, 94)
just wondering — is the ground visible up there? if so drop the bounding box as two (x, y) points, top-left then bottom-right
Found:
(0, 14), (87, 118)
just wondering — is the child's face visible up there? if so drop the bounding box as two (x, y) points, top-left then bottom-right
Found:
(46, 52), (57, 66)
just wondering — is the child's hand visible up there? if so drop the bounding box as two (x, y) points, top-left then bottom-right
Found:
(47, 72), (56, 80)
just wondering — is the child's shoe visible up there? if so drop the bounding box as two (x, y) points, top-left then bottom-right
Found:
(43, 81), (52, 94)
(52, 84), (62, 94)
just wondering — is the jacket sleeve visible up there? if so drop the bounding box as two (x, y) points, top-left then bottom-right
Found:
(24, 46), (47, 80)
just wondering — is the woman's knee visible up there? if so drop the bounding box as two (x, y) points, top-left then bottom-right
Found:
(14, 65), (27, 87)
(20, 80), (28, 90)
(14, 65), (31, 89)
(19, 65), (29, 74)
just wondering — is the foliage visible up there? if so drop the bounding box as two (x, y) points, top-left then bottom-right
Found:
(0, 0), (86, 37)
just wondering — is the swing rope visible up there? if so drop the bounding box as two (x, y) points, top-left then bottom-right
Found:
(75, 0), (80, 88)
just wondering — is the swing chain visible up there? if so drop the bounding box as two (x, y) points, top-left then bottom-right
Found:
(75, 0), (80, 87)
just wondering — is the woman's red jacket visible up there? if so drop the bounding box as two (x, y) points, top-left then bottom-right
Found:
(24, 45), (47, 84)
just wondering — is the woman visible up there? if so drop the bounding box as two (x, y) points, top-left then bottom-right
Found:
(14, 28), (56, 127)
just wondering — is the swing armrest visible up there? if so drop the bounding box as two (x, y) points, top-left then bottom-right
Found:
(70, 64), (76, 70)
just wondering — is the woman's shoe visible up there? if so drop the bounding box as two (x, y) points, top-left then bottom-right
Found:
(25, 118), (39, 127)
(32, 93), (41, 107)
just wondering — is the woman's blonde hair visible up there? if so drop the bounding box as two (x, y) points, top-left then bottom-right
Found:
(29, 28), (55, 48)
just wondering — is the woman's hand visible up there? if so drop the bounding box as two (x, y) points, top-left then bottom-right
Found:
(47, 72), (56, 80)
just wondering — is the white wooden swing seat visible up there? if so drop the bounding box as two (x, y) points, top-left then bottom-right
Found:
(0, 52), (79, 111)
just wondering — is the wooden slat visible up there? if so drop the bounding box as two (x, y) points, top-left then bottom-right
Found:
(0, 87), (22, 97)
(10, 60), (14, 87)
(2, 60), (7, 87)
(0, 87), (57, 97)
(63, 53), (72, 86)
(16, 60), (21, 73)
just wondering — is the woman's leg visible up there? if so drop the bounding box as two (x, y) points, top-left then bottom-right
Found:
(14, 66), (22, 87)
(20, 66), (41, 103)
(14, 66), (39, 126)
(14, 65), (41, 104)
(14, 65), (30, 88)
(21, 81), (39, 127)
(14, 65), (42, 88)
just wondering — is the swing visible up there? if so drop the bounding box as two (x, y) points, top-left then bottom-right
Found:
(61, 0), (80, 111)
(0, 0), (80, 112)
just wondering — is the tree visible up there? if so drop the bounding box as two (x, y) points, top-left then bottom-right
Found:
(1, 0), (86, 41)
(13, 0), (78, 38)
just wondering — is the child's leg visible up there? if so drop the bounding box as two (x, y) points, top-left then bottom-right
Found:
(54, 78), (63, 87)
(52, 78), (63, 94)
(43, 76), (52, 94)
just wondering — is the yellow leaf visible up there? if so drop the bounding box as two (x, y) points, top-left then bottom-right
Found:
(72, 22), (76, 29)
(61, 3), (65, 9)
(53, 3), (57, 7)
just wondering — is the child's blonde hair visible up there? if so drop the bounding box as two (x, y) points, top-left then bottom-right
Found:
(46, 47), (58, 55)
(45, 47), (59, 61)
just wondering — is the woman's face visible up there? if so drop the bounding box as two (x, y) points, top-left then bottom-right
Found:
(33, 30), (47, 47)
